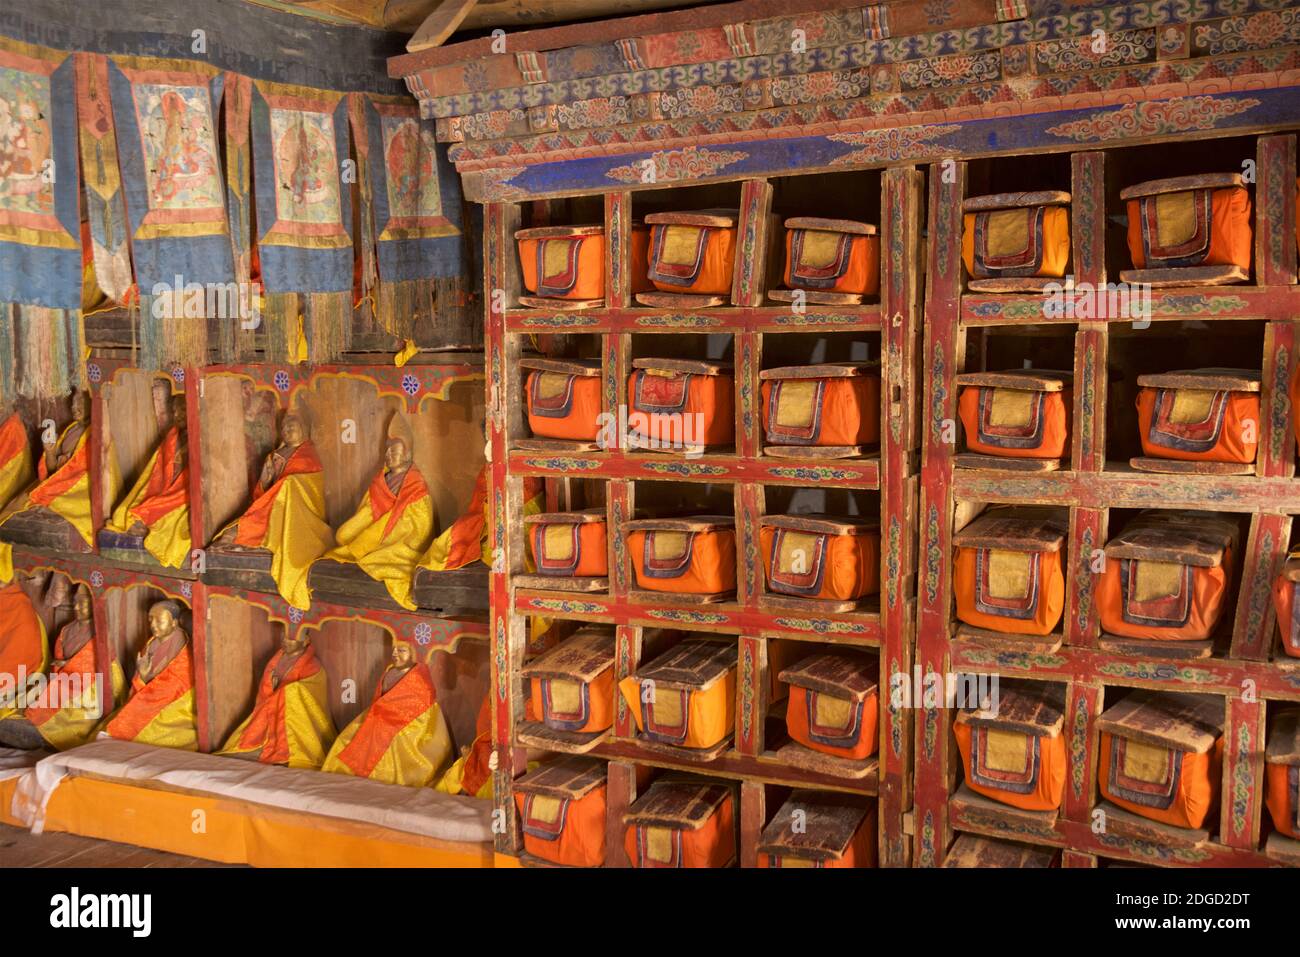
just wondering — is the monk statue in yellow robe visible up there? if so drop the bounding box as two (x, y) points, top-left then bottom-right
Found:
(106, 389), (192, 569)
(2, 390), (93, 547)
(211, 411), (334, 610)
(218, 629), (336, 768)
(321, 638), (451, 787)
(317, 414), (433, 610)
(103, 600), (197, 750)
(0, 574), (49, 742)
(2, 585), (126, 750)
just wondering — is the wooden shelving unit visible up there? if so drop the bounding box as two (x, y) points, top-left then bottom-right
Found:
(915, 135), (1300, 868)
(484, 167), (924, 867)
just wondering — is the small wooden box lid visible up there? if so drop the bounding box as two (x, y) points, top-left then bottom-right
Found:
(783, 216), (878, 235)
(757, 790), (872, 861)
(519, 357), (602, 376)
(942, 834), (1058, 868)
(759, 362), (879, 380)
(1098, 690), (1224, 753)
(631, 358), (731, 376)
(643, 209), (738, 228)
(778, 652), (878, 701)
(759, 513), (880, 537)
(953, 507), (1067, 553)
(954, 370), (1071, 392)
(1103, 511), (1237, 567)
(624, 515), (734, 533)
(515, 224), (604, 240)
(521, 626), (615, 682)
(956, 679), (1066, 735)
(1266, 710), (1300, 766)
(523, 508), (606, 526)
(623, 777), (734, 830)
(514, 755), (606, 799)
(963, 190), (1071, 211)
(633, 638), (737, 693)
(1119, 173), (1245, 201)
(1136, 368), (1261, 393)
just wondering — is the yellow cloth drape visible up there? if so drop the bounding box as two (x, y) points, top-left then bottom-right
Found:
(322, 701), (452, 788)
(106, 444), (191, 569)
(434, 751), (494, 799)
(0, 544), (13, 585)
(0, 434), (33, 514)
(324, 493), (434, 611)
(218, 668), (337, 769)
(34, 661), (126, 751)
(128, 687), (199, 751)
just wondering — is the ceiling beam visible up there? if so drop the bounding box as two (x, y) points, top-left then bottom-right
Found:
(405, 0), (479, 51)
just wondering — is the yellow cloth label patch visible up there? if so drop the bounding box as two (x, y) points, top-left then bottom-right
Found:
(536, 372), (571, 400)
(798, 230), (842, 269)
(985, 208), (1030, 258)
(777, 530), (820, 575)
(987, 549), (1031, 601)
(1122, 738), (1172, 784)
(542, 524), (574, 562)
(645, 826), (674, 863)
(651, 689), (684, 728)
(984, 728), (1030, 774)
(1134, 560), (1182, 602)
(547, 679), (582, 716)
(988, 388), (1035, 428)
(529, 795), (563, 825)
(813, 692), (852, 731)
(1168, 388), (1216, 424)
(661, 225), (705, 266)
(774, 379), (818, 429)
(651, 531), (689, 562)
(542, 239), (573, 280)
(1155, 191), (1197, 247)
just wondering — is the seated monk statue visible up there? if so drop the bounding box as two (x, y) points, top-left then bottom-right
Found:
(321, 638), (452, 787)
(0, 574), (49, 743)
(105, 388), (191, 569)
(2, 390), (93, 547)
(103, 600), (197, 750)
(0, 405), (33, 515)
(10, 585), (126, 750)
(435, 695), (495, 799)
(218, 629), (336, 768)
(211, 411), (334, 610)
(317, 413), (433, 610)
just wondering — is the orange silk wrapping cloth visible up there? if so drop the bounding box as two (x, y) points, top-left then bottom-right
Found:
(1097, 511), (1237, 642)
(782, 218), (879, 296)
(218, 645), (336, 768)
(645, 211), (737, 296)
(25, 621), (125, 750)
(525, 510), (607, 578)
(26, 421), (93, 547)
(628, 359), (734, 449)
(758, 793), (876, 868)
(321, 662), (451, 787)
(781, 652), (879, 761)
(1135, 369), (1260, 464)
(513, 756), (607, 867)
(956, 371), (1072, 460)
(954, 680), (1067, 812)
(523, 358), (603, 442)
(517, 227), (606, 301)
(760, 364), (880, 448)
(523, 627), (616, 735)
(0, 582), (48, 719)
(1264, 711), (1300, 840)
(760, 516), (879, 602)
(0, 412), (33, 513)
(1272, 554), (1300, 658)
(617, 638), (736, 750)
(422, 469), (544, 572)
(623, 779), (736, 868)
(104, 643), (197, 751)
(1125, 182), (1252, 271)
(1098, 690), (1225, 830)
(106, 425), (191, 568)
(961, 193), (1071, 279)
(953, 509), (1066, 636)
(626, 518), (736, 596)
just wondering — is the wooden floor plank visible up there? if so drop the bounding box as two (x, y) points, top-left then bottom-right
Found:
(0, 823), (237, 868)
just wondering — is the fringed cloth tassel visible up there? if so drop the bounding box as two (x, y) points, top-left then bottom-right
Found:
(434, 276), (472, 328)
(375, 278), (432, 341)
(12, 305), (85, 400)
(305, 291), (352, 364)
(136, 293), (210, 371)
(263, 292), (300, 365)
(0, 306), (14, 405)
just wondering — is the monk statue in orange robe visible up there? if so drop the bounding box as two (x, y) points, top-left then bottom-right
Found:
(321, 638), (451, 787)
(218, 629), (336, 768)
(0, 574), (49, 744)
(211, 411), (334, 610)
(1, 584), (126, 750)
(2, 390), (93, 547)
(0, 406), (33, 516)
(103, 600), (197, 750)
(316, 414), (433, 610)
(105, 388), (192, 569)
(435, 695), (495, 799)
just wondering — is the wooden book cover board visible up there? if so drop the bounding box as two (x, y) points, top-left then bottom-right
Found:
(784, 217), (877, 235)
(778, 652), (878, 702)
(1119, 173), (1245, 201)
(1136, 368), (1261, 392)
(1265, 710), (1300, 765)
(1103, 511), (1237, 567)
(759, 362), (878, 381)
(757, 790), (873, 862)
(519, 357), (602, 376)
(954, 370), (1071, 392)
(622, 777), (734, 830)
(633, 638), (737, 692)
(963, 191), (1071, 211)
(514, 755), (607, 799)
(953, 507), (1067, 552)
(521, 626), (615, 681)
(955, 679), (1066, 735)
(1097, 690), (1224, 753)
(942, 833), (1059, 868)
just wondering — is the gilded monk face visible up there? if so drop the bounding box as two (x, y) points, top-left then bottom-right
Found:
(281, 631), (309, 656)
(74, 590), (92, 621)
(170, 394), (187, 426)
(384, 438), (409, 471)
(390, 642), (415, 670)
(148, 605), (176, 640)
(70, 390), (89, 422)
(281, 415), (305, 447)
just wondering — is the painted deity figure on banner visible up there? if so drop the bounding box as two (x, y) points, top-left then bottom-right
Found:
(0, 67), (53, 214)
(382, 117), (440, 221)
(219, 629), (336, 768)
(103, 599), (197, 750)
(139, 85), (221, 209)
(321, 637), (451, 787)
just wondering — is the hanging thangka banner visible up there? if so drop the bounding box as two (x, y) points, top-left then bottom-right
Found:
(252, 79), (353, 364)
(349, 92), (467, 339)
(74, 53), (132, 308)
(222, 71), (254, 364)
(107, 55), (235, 370)
(0, 35), (85, 401)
